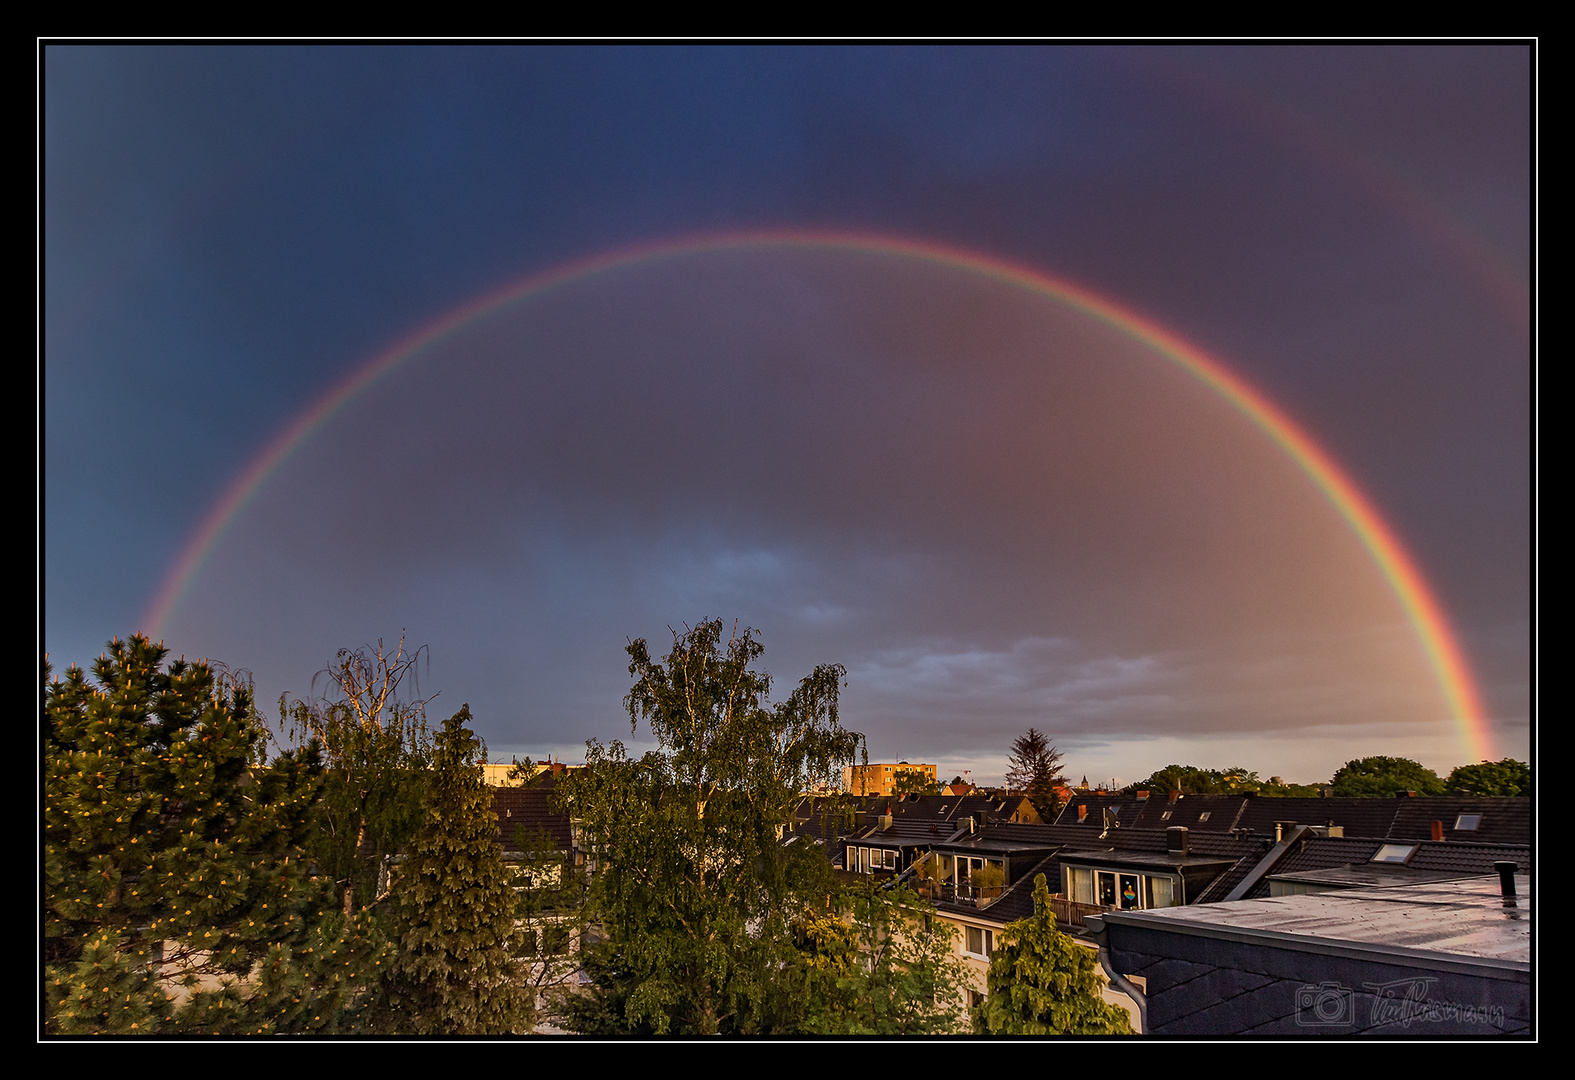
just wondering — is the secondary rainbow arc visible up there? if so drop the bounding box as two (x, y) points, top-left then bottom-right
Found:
(143, 229), (1493, 762)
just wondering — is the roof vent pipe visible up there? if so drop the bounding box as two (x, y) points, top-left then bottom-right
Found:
(1495, 861), (1518, 899)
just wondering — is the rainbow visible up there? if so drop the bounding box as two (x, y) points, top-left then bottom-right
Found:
(143, 229), (1493, 762)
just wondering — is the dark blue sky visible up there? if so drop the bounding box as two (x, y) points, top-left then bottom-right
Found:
(43, 45), (1531, 784)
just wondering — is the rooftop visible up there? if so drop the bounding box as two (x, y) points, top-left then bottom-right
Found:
(1097, 875), (1530, 974)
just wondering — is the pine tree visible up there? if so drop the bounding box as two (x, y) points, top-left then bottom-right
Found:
(381, 705), (532, 1034)
(43, 636), (328, 1034)
(973, 874), (1133, 1035)
(1005, 728), (1066, 821)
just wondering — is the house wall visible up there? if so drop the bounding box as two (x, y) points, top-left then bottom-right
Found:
(1106, 922), (1528, 1035)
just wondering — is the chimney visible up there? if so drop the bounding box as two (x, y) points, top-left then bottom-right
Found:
(1430, 820), (1444, 841)
(1167, 826), (1190, 857)
(1077, 804), (1087, 822)
(1168, 790), (1181, 804)
(1494, 861), (1518, 899)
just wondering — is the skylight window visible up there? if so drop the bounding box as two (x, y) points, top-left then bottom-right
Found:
(1371, 843), (1418, 864)
(1454, 813), (1482, 831)
(1197, 812), (1211, 822)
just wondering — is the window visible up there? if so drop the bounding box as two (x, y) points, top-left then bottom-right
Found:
(1160, 810), (1172, 821)
(1371, 843), (1418, 864)
(1454, 813), (1482, 831)
(1067, 867), (1094, 905)
(965, 926), (994, 958)
(1147, 875), (1175, 908)
(1197, 811), (1211, 822)
(882, 849), (897, 870)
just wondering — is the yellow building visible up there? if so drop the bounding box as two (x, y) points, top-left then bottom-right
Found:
(842, 761), (938, 796)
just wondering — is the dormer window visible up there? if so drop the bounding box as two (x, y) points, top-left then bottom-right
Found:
(1454, 813), (1482, 831)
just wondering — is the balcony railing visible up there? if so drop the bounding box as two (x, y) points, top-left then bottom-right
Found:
(914, 880), (1007, 909)
(1048, 897), (1108, 929)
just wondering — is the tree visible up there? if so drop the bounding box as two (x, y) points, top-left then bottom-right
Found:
(1131, 764), (1262, 795)
(559, 619), (862, 1035)
(973, 875), (1133, 1035)
(892, 767), (940, 796)
(379, 705), (533, 1035)
(1330, 756), (1446, 798)
(780, 883), (971, 1035)
(279, 635), (434, 918)
(1447, 759), (1531, 797)
(43, 635), (329, 1033)
(1005, 728), (1066, 820)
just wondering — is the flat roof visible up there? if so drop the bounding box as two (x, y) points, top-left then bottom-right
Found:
(1096, 875), (1530, 976)
(1269, 864), (1481, 889)
(1058, 848), (1239, 871)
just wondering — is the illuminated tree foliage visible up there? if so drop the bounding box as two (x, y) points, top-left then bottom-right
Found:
(779, 883), (971, 1035)
(1005, 728), (1067, 819)
(973, 874), (1133, 1035)
(1330, 756), (1446, 798)
(379, 705), (533, 1035)
(1446, 758), (1531, 797)
(560, 619), (863, 1035)
(43, 636), (329, 1033)
(892, 767), (941, 796)
(279, 636), (434, 919)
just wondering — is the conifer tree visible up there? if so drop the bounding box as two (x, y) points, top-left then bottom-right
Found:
(973, 874), (1133, 1035)
(1005, 728), (1067, 820)
(381, 705), (532, 1034)
(43, 636), (328, 1033)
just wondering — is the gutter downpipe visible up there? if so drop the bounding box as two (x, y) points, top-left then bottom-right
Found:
(1084, 914), (1147, 1035)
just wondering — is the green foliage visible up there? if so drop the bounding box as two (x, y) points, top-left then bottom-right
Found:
(506, 756), (542, 786)
(1330, 756), (1446, 798)
(509, 822), (587, 1028)
(279, 637), (434, 917)
(380, 705), (533, 1035)
(779, 885), (971, 1035)
(559, 619), (863, 1035)
(892, 767), (940, 796)
(1257, 779), (1325, 797)
(43, 635), (328, 1033)
(973, 875), (1133, 1035)
(970, 861), (1005, 893)
(1006, 728), (1067, 820)
(1131, 763), (1264, 795)
(1446, 759), (1531, 797)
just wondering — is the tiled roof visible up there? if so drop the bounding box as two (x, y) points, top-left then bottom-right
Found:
(1240, 834), (1532, 899)
(978, 855), (1062, 925)
(1232, 797), (1403, 840)
(1387, 796), (1531, 846)
(1131, 794), (1248, 832)
(1054, 793), (1144, 827)
(491, 786), (572, 852)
